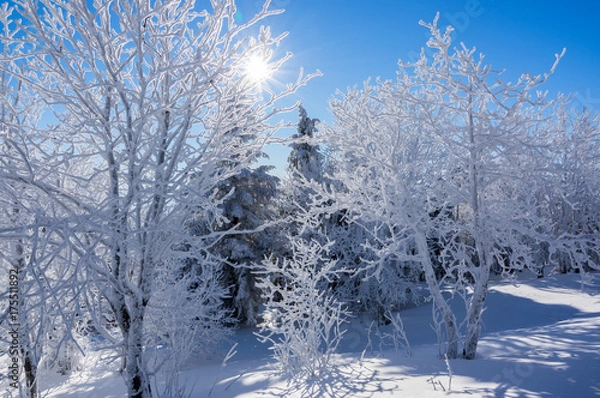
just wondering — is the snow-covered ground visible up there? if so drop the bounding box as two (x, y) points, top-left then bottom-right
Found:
(35, 273), (600, 397)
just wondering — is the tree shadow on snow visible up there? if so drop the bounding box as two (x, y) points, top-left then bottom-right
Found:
(255, 361), (401, 398)
(448, 311), (600, 397)
(478, 289), (589, 334)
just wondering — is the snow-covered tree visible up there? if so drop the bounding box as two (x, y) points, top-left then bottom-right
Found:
(0, 195), (82, 397)
(285, 104), (419, 321)
(256, 235), (348, 379)
(539, 105), (600, 274)
(179, 94), (284, 327)
(191, 165), (281, 326)
(321, 14), (569, 359)
(2, 1), (316, 396)
(0, 7), (85, 395)
(284, 105), (325, 230)
(288, 104), (323, 186)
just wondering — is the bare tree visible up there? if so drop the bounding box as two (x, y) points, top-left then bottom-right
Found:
(1, 5), (84, 396)
(256, 234), (348, 379)
(3, 0), (316, 396)
(538, 104), (600, 275)
(322, 15), (567, 359)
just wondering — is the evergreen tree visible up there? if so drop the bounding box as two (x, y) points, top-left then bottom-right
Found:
(212, 166), (281, 326)
(285, 105), (419, 321)
(288, 104), (322, 181)
(185, 96), (283, 326)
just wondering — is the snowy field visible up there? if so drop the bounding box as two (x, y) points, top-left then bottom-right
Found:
(32, 272), (600, 397)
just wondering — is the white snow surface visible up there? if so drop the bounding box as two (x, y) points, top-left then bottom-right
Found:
(34, 273), (600, 397)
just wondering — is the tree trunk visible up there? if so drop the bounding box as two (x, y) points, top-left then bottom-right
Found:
(22, 349), (38, 398)
(461, 88), (490, 360)
(115, 296), (151, 398)
(15, 233), (38, 398)
(125, 314), (151, 398)
(462, 277), (488, 359)
(462, 234), (492, 359)
(415, 231), (459, 358)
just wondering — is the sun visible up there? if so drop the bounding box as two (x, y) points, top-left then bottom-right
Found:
(245, 54), (272, 84)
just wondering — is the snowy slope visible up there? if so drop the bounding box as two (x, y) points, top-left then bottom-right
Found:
(38, 272), (600, 397)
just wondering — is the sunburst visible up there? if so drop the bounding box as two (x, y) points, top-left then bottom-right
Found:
(245, 54), (272, 84)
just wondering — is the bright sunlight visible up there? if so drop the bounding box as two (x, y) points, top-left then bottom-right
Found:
(245, 54), (272, 83)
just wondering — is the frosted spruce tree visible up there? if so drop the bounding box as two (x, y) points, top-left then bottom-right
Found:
(288, 104), (323, 186)
(189, 164), (281, 326)
(182, 95), (284, 327)
(259, 106), (355, 379)
(287, 105), (421, 321)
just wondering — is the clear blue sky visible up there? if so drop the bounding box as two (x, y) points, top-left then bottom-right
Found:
(234, 0), (600, 171)
(264, 0), (600, 117)
(9, 0), (599, 171)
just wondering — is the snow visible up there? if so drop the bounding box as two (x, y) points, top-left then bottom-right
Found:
(34, 273), (600, 397)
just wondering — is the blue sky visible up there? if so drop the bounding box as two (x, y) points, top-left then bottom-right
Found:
(235, 0), (600, 171)
(8, 0), (598, 171)
(271, 0), (600, 117)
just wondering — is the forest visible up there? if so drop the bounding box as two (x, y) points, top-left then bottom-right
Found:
(0, 1), (598, 397)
